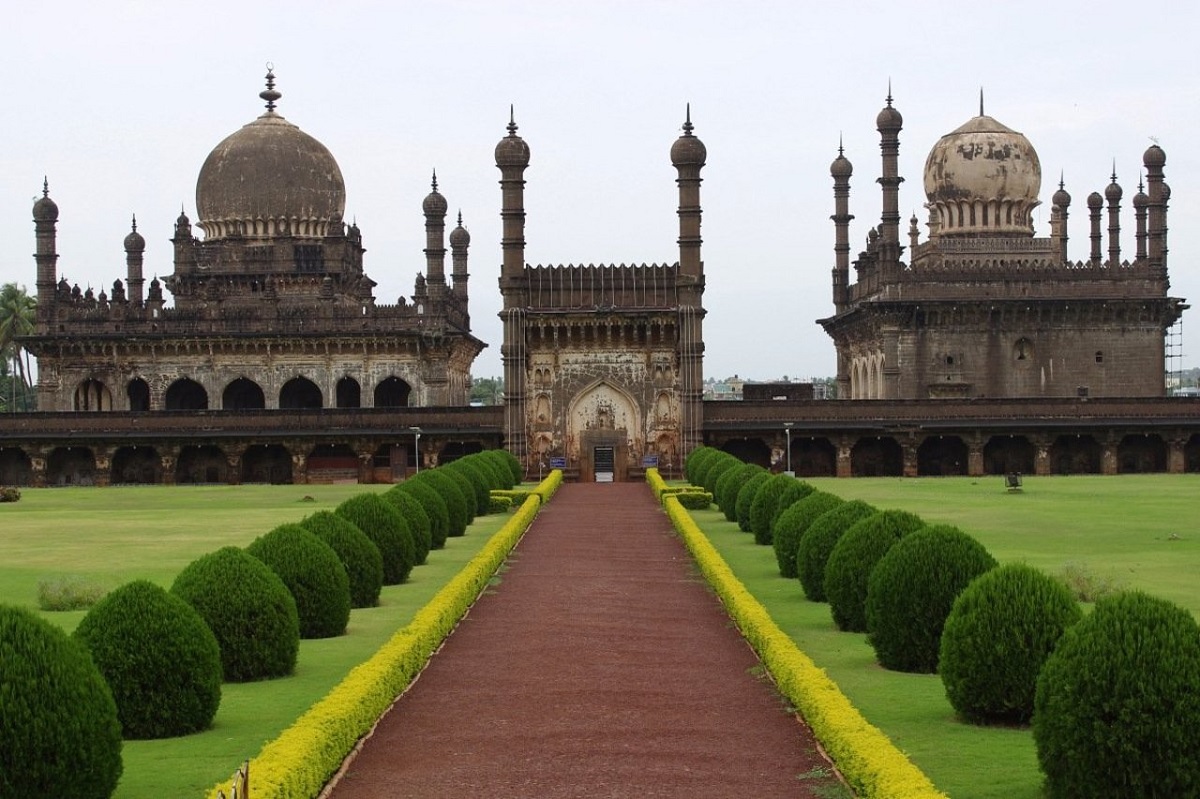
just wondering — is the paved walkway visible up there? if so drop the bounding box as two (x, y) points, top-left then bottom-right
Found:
(325, 482), (843, 798)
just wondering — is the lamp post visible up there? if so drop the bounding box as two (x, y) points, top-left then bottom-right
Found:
(409, 426), (422, 474)
(783, 422), (794, 476)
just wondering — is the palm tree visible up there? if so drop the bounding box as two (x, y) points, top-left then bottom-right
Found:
(0, 283), (36, 411)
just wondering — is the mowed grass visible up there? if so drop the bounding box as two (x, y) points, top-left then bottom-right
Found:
(693, 474), (1200, 799)
(0, 484), (508, 799)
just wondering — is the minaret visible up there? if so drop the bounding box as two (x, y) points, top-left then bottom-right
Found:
(1087, 192), (1103, 266)
(1132, 177), (1148, 261)
(32, 179), (59, 327)
(172, 208), (196, 276)
(450, 210), (471, 320)
(1105, 167), (1122, 267)
(1144, 144), (1166, 270)
(830, 141), (854, 312)
(124, 215), (146, 306)
(670, 105), (707, 457)
(422, 170), (448, 301)
(1051, 175), (1071, 263)
(495, 108), (531, 463)
(875, 89), (904, 276)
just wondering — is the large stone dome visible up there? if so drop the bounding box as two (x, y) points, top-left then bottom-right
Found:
(195, 75), (345, 240)
(923, 113), (1041, 237)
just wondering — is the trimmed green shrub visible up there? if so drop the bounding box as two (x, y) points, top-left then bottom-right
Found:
(1034, 591), (1200, 798)
(398, 479), (450, 549)
(772, 491), (844, 578)
(383, 486), (433, 565)
(171, 546), (300, 681)
(0, 486), (20, 502)
(795, 499), (877, 601)
(748, 473), (799, 545)
(413, 468), (470, 536)
(73, 580), (222, 738)
(497, 448), (524, 484)
(684, 445), (718, 484)
(701, 453), (740, 494)
(247, 524), (352, 639)
(825, 509), (926, 632)
(445, 460), (490, 515)
(773, 478), (816, 520)
(675, 490), (713, 510)
(488, 494), (513, 513)
(479, 450), (517, 489)
(461, 452), (504, 491)
(437, 466), (480, 523)
(0, 604), (122, 797)
(336, 493), (415, 584)
(734, 470), (772, 532)
(300, 510), (384, 609)
(940, 563), (1082, 724)
(866, 524), (997, 673)
(715, 462), (762, 522)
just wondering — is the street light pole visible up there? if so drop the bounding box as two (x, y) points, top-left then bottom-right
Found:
(784, 422), (794, 476)
(409, 426), (422, 474)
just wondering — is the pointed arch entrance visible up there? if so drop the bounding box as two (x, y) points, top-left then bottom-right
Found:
(568, 380), (639, 482)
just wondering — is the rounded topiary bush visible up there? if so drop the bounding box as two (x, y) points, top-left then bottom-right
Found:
(446, 461), (490, 515)
(336, 493), (415, 584)
(866, 524), (997, 673)
(825, 509), (926, 632)
(300, 510), (383, 608)
(73, 580), (222, 738)
(171, 546), (299, 681)
(701, 453), (740, 495)
(734, 470), (772, 532)
(247, 523), (352, 639)
(772, 491), (844, 578)
(480, 450), (517, 489)
(715, 463), (762, 522)
(498, 448), (524, 484)
(748, 473), (800, 546)
(771, 479), (816, 528)
(383, 486), (433, 565)
(795, 499), (877, 601)
(1034, 591), (1200, 798)
(684, 445), (716, 483)
(0, 604), (122, 798)
(940, 563), (1082, 724)
(688, 447), (725, 488)
(414, 468), (470, 535)
(439, 466), (481, 523)
(396, 478), (450, 550)
(464, 453), (506, 491)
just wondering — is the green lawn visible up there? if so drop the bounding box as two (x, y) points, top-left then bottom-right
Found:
(0, 484), (508, 799)
(693, 474), (1200, 799)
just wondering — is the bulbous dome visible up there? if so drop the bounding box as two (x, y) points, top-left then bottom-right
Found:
(1143, 144), (1166, 168)
(449, 213), (470, 247)
(123, 217), (145, 252)
(422, 172), (448, 216)
(670, 111), (706, 167)
(1087, 191), (1103, 209)
(195, 74), (345, 240)
(830, 147), (853, 179)
(1052, 181), (1071, 208)
(876, 97), (903, 133)
(923, 113), (1041, 237)
(1104, 177), (1123, 203)
(495, 114), (531, 168)
(33, 181), (58, 222)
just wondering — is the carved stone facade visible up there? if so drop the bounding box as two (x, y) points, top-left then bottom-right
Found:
(24, 71), (484, 428)
(821, 95), (1187, 400)
(495, 111), (706, 477)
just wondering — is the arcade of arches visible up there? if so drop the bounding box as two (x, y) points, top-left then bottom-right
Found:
(69, 375), (416, 412)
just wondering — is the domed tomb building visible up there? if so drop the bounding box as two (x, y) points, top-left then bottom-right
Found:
(821, 94), (1186, 400)
(26, 70), (484, 419)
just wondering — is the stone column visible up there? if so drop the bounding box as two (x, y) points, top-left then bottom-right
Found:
(29, 449), (48, 488)
(291, 449), (309, 485)
(1101, 434), (1119, 475)
(967, 435), (985, 477)
(1167, 436), (1187, 475)
(1032, 436), (1052, 476)
(93, 446), (113, 488)
(159, 446), (179, 486)
(225, 448), (243, 485)
(836, 436), (853, 478)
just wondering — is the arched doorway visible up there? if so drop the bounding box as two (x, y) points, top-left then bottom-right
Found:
(721, 438), (771, 469)
(74, 379), (113, 411)
(1050, 435), (1101, 475)
(983, 435), (1035, 475)
(791, 437), (836, 477)
(917, 436), (968, 476)
(127, 378), (151, 411)
(177, 445), (227, 484)
(47, 447), (96, 486)
(336, 377), (361, 408)
(223, 378), (266, 410)
(280, 377), (322, 409)
(165, 378), (208, 410)
(851, 437), (903, 477)
(1117, 434), (1167, 473)
(241, 444), (293, 484)
(374, 376), (412, 408)
(111, 446), (160, 484)
(0, 448), (33, 485)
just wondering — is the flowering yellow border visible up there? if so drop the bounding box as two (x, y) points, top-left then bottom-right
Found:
(208, 470), (562, 799)
(654, 470), (946, 799)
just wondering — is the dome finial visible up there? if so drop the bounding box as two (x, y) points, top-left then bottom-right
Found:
(1059, 170), (1065, 191)
(131, 214), (137, 232)
(838, 131), (844, 157)
(507, 104), (518, 136)
(457, 209), (463, 226)
(682, 103), (694, 136)
(979, 87), (984, 117)
(431, 168), (438, 192)
(42, 177), (49, 197)
(260, 63), (281, 113)
(1111, 159), (1118, 183)
(886, 79), (894, 107)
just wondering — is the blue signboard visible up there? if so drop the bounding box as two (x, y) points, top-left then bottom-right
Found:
(641, 454), (659, 467)
(548, 457), (567, 469)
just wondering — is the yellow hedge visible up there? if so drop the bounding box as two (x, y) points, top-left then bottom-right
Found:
(209, 471), (561, 799)
(662, 494), (948, 799)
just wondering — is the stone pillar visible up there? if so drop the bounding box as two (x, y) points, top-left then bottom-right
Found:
(1101, 434), (1119, 476)
(836, 436), (853, 478)
(967, 436), (985, 477)
(93, 446), (113, 488)
(902, 440), (919, 478)
(357, 447), (374, 485)
(159, 447), (178, 486)
(226, 448), (243, 485)
(291, 450), (309, 485)
(29, 450), (48, 488)
(1167, 436), (1186, 474)
(1033, 436), (1052, 476)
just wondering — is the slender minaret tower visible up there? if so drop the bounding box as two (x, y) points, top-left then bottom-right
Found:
(1105, 167), (1122, 267)
(876, 89), (904, 276)
(33, 179), (59, 327)
(124, 215), (146, 306)
(670, 105), (707, 457)
(449, 210), (471, 328)
(1051, 175), (1071, 263)
(172, 208), (196, 276)
(422, 170), (448, 301)
(495, 108), (531, 464)
(1133, 177), (1148, 261)
(1144, 144), (1167, 271)
(830, 140), (854, 313)
(1087, 192), (1103, 266)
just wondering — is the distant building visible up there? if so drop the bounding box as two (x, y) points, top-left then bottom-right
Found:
(820, 94), (1187, 400)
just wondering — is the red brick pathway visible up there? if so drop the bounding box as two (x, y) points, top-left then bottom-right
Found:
(324, 482), (843, 798)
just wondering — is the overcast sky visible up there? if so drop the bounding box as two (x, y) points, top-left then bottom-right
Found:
(3, 0), (1197, 382)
